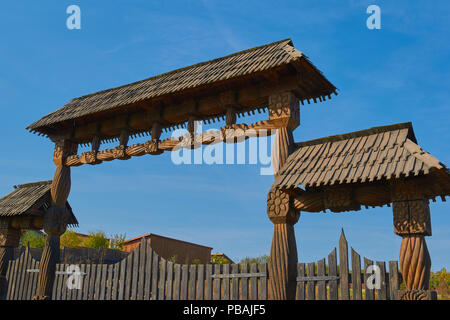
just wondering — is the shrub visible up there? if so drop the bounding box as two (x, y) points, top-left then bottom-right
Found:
(20, 230), (46, 248)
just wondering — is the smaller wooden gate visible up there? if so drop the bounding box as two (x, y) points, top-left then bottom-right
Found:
(295, 230), (401, 300)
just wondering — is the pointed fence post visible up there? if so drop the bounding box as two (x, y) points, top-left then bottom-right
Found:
(338, 229), (349, 300)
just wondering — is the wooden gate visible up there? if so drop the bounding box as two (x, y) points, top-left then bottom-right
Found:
(295, 230), (401, 300)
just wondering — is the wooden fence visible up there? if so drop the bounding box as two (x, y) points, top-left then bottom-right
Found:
(4, 229), (401, 300)
(4, 241), (267, 300)
(295, 230), (401, 300)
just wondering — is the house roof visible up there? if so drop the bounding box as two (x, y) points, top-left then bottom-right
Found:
(0, 181), (78, 226)
(27, 38), (336, 138)
(123, 233), (212, 250)
(273, 122), (450, 190)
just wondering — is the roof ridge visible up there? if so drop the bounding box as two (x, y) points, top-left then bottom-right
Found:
(68, 38), (293, 102)
(295, 122), (414, 148)
(14, 180), (52, 189)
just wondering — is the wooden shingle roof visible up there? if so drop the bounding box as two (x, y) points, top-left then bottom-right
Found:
(0, 181), (78, 226)
(273, 122), (450, 190)
(27, 38), (336, 137)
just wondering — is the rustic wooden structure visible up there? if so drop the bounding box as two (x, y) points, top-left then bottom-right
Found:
(26, 39), (336, 299)
(0, 181), (77, 299)
(4, 230), (400, 300)
(272, 122), (450, 300)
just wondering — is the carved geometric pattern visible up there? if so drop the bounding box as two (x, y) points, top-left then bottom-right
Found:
(144, 140), (163, 155)
(393, 199), (431, 236)
(268, 91), (299, 128)
(112, 146), (131, 160)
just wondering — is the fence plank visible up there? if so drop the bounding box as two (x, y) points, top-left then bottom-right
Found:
(7, 259), (17, 300)
(189, 264), (197, 300)
(77, 264), (86, 300)
(25, 257), (35, 300)
(19, 248), (30, 300)
(223, 264), (230, 300)
(124, 251), (134, 300)
(106, 264), (113, 300)
(166, 261), (174, 300)
(317, 259), (326, 300)
(296, 263), (305, 300)
(306, 262), (315, 300)
(12, 252), (24, 300)
(240, 264), (248, 300)
(181, 264), (189, 300)
(82, 264), (91, 300)
(328, 248), (338, 300)
(249, 264), (257, 300)
(131, 245), (140, 300)
(144, 246), (153, 300)
(95, 263), (103, 300)
(100, 264), (108, 300)
(112, 262), (120, 300)
(231, 264), (239, 300)
(151, 253), (160, 300)
(205, 264), (212, 300)
(159, 259), (167, 300)
(389, 261), (399, 300)
(351, 248), (362, 300)
(364, 258), (374, 300)
(260, 263), (267, 300)
(197, 264), (204, 300)
(376, 261), (387, 300)
(118, 257), (127, 300)
(173, 263), (181, 300)
(213, 264), (221, 300)
(62, 264), (69, 300)
(339, 230), (349, 300)
(137, 241), (146, 300)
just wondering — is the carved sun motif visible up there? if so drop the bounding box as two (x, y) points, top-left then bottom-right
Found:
(268, 189), (289, 216)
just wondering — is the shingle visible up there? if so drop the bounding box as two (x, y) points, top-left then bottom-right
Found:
(0, 181), (78, 226)
(28, 39), (336, 134)
(273, 122), (450, 189)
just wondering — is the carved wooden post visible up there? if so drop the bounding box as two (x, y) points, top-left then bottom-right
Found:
(391, 181), (436, 300)
(267, 91), (300, 300)
(34, 139), (76, 300)
(267, 189), (300, 300)
(0, 220), (20, 299)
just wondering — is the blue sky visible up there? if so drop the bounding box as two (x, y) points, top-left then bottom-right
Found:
(0, 1), (449, 270)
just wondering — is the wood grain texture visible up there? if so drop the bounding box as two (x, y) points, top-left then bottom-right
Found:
(399, 235), (431, 290)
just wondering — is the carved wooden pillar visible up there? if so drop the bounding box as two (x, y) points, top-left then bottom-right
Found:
(267, 91), (300, 300)
(391, 181), (435, 300)
(267, 189), (300, 300)
(34, 139), (76, 300)
(268, 91), (299, 177)
(0, 220), (20, 299)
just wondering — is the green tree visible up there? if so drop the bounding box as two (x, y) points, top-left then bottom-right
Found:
(83, 231), (110, 249)
(109, 233), (126, 250)
(210, 255), (230, 264)
(20, 230), (46, 248)
(60, 229), (83, 248)
(239, 255), (270, 264)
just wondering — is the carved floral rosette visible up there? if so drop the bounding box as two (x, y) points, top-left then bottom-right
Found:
(267, 188), (300, 224)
